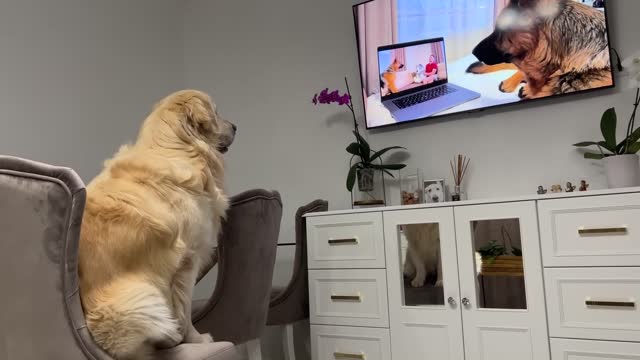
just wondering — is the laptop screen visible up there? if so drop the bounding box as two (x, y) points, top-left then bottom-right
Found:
(378, 38), (448, 100)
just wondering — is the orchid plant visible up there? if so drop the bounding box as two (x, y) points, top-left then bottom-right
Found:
(574, 51), (640, 158)
(312, 77), (406, 192)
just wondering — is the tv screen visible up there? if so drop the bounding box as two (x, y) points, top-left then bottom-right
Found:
(353, 0), (614, 129)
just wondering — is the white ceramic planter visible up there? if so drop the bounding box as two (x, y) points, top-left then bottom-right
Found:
(604, 154), (640, 188)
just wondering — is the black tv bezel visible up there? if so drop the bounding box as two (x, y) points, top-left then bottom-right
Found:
(352, 0), (616, 130)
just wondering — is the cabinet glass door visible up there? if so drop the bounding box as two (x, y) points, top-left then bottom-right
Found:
(454, 201), (550, 360)
(384, 207), (464, 360)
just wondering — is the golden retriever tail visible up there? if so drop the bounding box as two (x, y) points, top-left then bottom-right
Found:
(85, 279), (182, 360)
(466, 61), (518, 74)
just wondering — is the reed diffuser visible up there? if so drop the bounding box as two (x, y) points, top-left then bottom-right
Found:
(450, 154), (470, 201)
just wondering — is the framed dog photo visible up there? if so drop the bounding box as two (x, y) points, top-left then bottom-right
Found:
(423, 179), (446, 204)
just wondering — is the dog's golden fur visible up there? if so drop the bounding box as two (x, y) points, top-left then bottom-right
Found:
(78, 90), (236, 359)
(403, 223), (442, 288)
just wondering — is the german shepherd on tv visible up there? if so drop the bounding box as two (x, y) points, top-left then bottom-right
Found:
(467, 0), (613, 100)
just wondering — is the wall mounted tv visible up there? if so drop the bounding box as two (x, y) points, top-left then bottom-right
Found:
(353, 0), (614, 129)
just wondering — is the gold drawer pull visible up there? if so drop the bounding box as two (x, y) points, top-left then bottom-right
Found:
(578, 226), (628, 236)
(331, 294), (362, 302)
(334, 352), (365, 359)
(328, 238), (358, 245)
(586, 299), (635, 308)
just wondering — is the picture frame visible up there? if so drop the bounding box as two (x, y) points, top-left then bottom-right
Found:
(423, 179), (446, 204)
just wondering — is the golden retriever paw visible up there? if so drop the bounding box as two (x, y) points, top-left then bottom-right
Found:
(411, 276), (426, 288)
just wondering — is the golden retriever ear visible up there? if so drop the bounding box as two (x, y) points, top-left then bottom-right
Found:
(183, 92), (217, 135)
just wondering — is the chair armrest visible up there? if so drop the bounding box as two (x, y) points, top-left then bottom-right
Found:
(197, 247), (219, 284)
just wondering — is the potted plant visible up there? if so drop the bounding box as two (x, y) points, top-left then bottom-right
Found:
(313, 78), (406, 205)
(573, 52), (640, 188)
(477, 240), (523, 276)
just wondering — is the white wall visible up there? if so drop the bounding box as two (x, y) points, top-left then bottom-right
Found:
(0, 0), (185, 181)
(184, 0), (640, 358)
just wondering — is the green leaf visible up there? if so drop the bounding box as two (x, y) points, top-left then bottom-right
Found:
(628, 142), (640, 154)
(353, 131), (370, 163)
(369, 163), (406, 171)
(618, 127), (640, 153)
(346, 142), (361, 157)
(381, 169), (395, 178)
(573, 141), (601, 147)
(598, 141), (616, 153)
(370, 146), (406, 162)
(600, 108), (617, 150)
(346, 163), (360, 192)
(584, 152), (605, 160)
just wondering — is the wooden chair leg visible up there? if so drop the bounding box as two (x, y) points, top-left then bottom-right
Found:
(246, 338), (262, 360)
(282, 323), (296, 360)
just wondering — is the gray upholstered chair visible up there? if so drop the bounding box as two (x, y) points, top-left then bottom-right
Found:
(193, 190), (283, 360)
(0, 156), (241, 360)
(266, 200), (328, 360)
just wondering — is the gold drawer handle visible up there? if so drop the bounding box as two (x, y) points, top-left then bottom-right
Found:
(586, 299), (635, 308)
(578, 226), (628, 236)
(334, 352), (365, 359)
(328, 238), (358, 245)
(331, 294), (362, 302)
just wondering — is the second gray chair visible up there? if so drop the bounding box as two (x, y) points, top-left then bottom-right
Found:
(267, 200), (328, 360)
(193, 189), (283, 360)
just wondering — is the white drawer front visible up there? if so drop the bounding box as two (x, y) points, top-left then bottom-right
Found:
(551, 338), (640, 359)
(538, 193), (640, 267)
(307, 213), (384, 269)
(545, 267), (640, 342)
(309, 269), (389, 328)
(311, 325), (390, 360)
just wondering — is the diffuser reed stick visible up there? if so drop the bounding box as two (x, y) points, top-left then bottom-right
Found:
(450, 154), (470, 201)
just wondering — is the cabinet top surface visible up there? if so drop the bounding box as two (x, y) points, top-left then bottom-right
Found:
(305, 186), (640, 218)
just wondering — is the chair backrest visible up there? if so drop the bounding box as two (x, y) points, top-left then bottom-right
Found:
(193, 189), (282, 344)
(0, 156), (111, 360)
(267, 200), (328, 325)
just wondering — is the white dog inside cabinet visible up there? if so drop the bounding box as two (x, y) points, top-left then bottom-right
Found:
(305, 188), (640, 360)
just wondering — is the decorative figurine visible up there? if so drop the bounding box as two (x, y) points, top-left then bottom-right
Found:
(579, 180), (589, 192)
(566, 182), (577, 192)
(550, 184), (563, 193)
(537, 186), (548, 195)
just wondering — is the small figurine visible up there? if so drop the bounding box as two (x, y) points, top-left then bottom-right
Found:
(550, 184), (563, 193)
(579, 180), (589, 192)
(566, 182), (577, 192)
(537, 186), (548, 195)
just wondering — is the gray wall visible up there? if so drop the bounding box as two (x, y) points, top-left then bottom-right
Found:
(0, 0), (184, 181)
(184, 0), (640, 358)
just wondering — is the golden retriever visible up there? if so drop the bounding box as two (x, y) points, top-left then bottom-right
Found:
(403, 223), (442, 288)
(78, 90), (236, 359)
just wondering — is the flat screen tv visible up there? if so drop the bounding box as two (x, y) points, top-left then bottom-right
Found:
(353, 0), (614, 129)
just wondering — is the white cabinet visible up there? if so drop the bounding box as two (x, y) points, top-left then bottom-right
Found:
(538, 193), (640, 267)
(311, 325), (391, 360)
(309, 269), (389, 328)
(551, 338), (640, 359)
(383, 202), (549, 360)
(307, 213), (385, 269)
(306, 189), (640, 360)
(383, 207), (464, 360)
(454, 202), (549, 360)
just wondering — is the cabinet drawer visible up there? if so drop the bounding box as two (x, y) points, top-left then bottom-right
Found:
(538, 193), (640, 267)
(309, 269), (389, 328)
(311, 325), (391, 360)
(307, 212), (384, 269)
(551, 338), (640, 359)
(545, 267), (640, 342)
